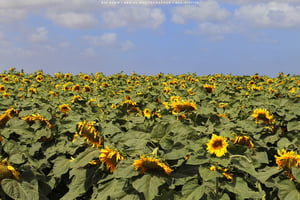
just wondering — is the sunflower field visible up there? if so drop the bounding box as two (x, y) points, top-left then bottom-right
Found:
(0, 68), (299, 200)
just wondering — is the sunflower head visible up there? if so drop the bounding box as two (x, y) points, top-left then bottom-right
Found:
(75, 121), (103, 148)
(0, 159), (20, 182)
(275, 149), (300, 180)
(65, 73), (71, 79)
(164, 87), (171, 94)
(0, 85), (6, 92)
(206, 134), (228, 157)
(72, 84), (81, 92)
(171, 99), (197, 113)
(252, 108), (275, 125)
(143, 108), (151, 118)
(36, 75), (44, 82)
(133, 155), (172, 175)
(203, 84), (215, 93)
(232, 135), (254, 150)
(59, 104), (71, 114)
(100, 146), (125, 173)
(83, 85), (92, 93)
(83, 75), (90, 81)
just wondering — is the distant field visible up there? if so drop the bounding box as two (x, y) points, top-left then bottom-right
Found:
(0, 69), (299, 200)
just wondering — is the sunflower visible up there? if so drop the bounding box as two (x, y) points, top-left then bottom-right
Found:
(111, 104), (117, 109)
(164, 87), (171, 94)
(143, 108), (151, 118)
(59, 104), (71, 115)
(0, 159), (20, 182)
(203, 84), (215, 93)
(83, 75), (90, 81)
(267, 79), (273, 85)
(72, 84), (81, 92)
(36, 75), (44, 82)
(220, 167), (234, 182)
(133, 155), (172, 175)
(188, 88), (194, 95)
(55, 73), (62, 79)
(100, 146), (125, 173)
(49, 91), (58, 97)
(82, 85), (92, 93)
(65, 73), (71, 79)
(0, 108), (19, 128)
(3, 92), (10, 97)
(252, 108), (275, 125)
(171, 99), (197, 113)
(74, 121), (103, 148)
(206, 134), (228, 157)
(275, 149), (300, 180)
(0, 85), (6, 92)
(22, 78), (31, 84)
(231, 135), (254, 150)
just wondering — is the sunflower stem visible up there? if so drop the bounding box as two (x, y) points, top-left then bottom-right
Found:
(229, 155), (252, 163)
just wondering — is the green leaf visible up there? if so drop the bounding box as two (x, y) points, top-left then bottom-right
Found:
(292, 166), (300, 181)
(277, 180), (300, 200)
(113, 160), (139, 179)
(70, 148), (100, 168)
(225, 177), (265, 199)
(181, 178), (205, 200)
(287, 120), (300, 132)
(257, 166), (281, 183)
(230, 156), (257, 177)
(150, 122), (168, 139)
(52, 157), (71, 178)
(1, 179), (29, 200)
(93, 179), (127, 200)
(199, 166), (222, 181)
(132, 174), (166, 200)
(277, 138), (293, 151)
(61, 168), (94, 200)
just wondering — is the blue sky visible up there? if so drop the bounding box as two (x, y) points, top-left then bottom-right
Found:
(0, 0), (300, 76)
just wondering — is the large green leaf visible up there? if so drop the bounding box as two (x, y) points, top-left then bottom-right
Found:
(70, 148), (100, 168)
(92, 179), (127, 200)
(225, 177), (265, 199)
(287, 120), (300, 132)
(181, 178), (205, 200)
(52, 157), (71, 178)
(132, 174), (166, 200)
(277, 180), (300, 200)
(1, 179), (29, 200)
(199, 166), (222, 181)
(113, 160), (139, 179)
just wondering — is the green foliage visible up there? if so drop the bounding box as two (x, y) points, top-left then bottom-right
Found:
(0, 70), (299, 199)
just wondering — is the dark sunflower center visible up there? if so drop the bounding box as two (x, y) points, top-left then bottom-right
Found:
(212, 139), (223, 149)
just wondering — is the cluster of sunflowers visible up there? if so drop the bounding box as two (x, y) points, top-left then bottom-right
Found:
(0, 69), (300, 199)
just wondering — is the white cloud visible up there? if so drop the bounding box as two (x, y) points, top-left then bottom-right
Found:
(0, 8), (27, 23)
(101, 7), (165, 29)
(83, 33), (135, 51)
(235, 2), (300, 28)
(185, 22), (235, 41)
(30, 27), (48, 43)
(220, 0), (300, 4)
(46, 11), (98, 29)
(0, 0), (61, 9)
(171, 1), (231, 24)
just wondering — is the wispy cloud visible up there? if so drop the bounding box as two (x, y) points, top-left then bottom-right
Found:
(101, 7), (165, 30)
(171, 1), (231, 24)
(235, 2), (300, 28)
